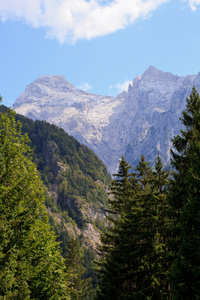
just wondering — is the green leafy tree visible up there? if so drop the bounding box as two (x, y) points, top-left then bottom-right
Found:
(169, 87), (200, 299)
(0, 102), (69, 299)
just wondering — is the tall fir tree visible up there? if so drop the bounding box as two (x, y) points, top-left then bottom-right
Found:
(169, 87), (200, 299)
(0, 101), (70, 299)
(151, 155), (171, 299)
(97, 157), (136, 261)
(95, 157), (136, 299)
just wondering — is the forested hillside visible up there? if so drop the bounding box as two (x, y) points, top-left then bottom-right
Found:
(0, 105), (70, 299)
(0, 104), (111, 299)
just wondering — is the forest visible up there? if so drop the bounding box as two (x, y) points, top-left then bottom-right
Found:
(1, 87), (200, 299)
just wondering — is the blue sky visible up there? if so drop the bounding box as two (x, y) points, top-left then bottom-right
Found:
(1, 0), (200, 107)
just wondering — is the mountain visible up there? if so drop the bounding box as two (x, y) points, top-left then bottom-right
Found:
(13, 67), (200, 173)
(18, 111), (111, 245)
(99, 66), (200, 171)
(0, 105), (111, 283)
(13, 75), (123, 148)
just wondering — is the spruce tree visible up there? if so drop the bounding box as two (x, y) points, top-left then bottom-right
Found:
(151, 155), (171, 299)
(169, 87), (200, 299)
(95, 157), (136, 299)
(97, 157), (135, 260)
(0, 103), (69, 299)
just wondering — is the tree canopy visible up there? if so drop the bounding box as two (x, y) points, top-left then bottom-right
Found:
(0, 103), (69, 299)
(169, 87), (200, 299)
(96, 155), (171, 299)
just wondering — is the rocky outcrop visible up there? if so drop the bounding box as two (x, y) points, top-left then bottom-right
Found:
(13, 75), (123, 147)
(98, 66), (199, 172)
(13, 67), (200, 174)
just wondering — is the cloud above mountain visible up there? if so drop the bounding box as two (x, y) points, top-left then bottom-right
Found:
(0, 0), (168, 43)
(0, 0), (198, 43)
(109, 79), (132, 94)
(76, 82), (92, 91)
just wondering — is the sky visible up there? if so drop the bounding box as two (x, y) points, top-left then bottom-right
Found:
(1, 0), (200, 107)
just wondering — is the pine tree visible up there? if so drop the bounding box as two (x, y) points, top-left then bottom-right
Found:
(95, 157), (136, 299)
(96, 156), (135, 262)
(151, 155), (171, 299)
(0, 102), (69, 299)
(169, 87), (200, 299)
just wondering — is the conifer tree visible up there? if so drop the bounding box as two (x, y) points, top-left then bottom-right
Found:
(0, 102), (69, 299)
(151, 155), (171, 299)
(108, 156), (134, 214)
(95, 157), (136, 299)
(96, 155), (171, 299)
(169, 87), (200, 299)
(119, 155), (170, 299)
(64, 237), (92, 300)
(96, 157), (135, 263)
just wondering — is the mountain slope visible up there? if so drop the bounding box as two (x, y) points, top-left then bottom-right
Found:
(13, 67), (200, 173)
(98, 66), (199, 171)
(0, 105), (111, 251)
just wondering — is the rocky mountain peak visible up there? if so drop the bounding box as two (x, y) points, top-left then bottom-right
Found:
(13, 67), (200, 174)
(13, 75), (123, 148)
(33, 75), (75, 92)
(143, 65), (159, 75)
(142, 66), (178, 85)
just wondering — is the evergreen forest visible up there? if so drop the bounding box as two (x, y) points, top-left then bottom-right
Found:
(1, 87), (200, 299)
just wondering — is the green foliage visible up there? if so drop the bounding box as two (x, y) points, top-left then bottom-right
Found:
(96, 155), (171, 299)
(169, 87), (200, 299)
(2, 85), (200, 299)
(14, 114), (110, 185)
(96, 88), (200, 299)
(0, 107), (69, 299)
(64, 237), (92, 300)
(0, 105), (111, 293)
(11, 112), (111, 225)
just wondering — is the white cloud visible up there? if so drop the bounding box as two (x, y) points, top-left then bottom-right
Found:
(77, 82), (92, 91)
(109, 79), (132, 94)
(187, 0), (200, 10)
(0, 0), (169, 43)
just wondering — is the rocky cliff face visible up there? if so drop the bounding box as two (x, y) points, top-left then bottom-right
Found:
(98, 66), (199, 172)
(13, 75), (123, 147)
(13, 67), (200, 174)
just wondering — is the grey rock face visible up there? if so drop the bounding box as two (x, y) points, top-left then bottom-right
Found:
(98, 66), (198, 173)
(13, 75), (123, 148)
(13, 68), (200, 174)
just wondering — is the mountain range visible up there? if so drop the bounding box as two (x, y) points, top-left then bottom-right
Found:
(13, 66), (200, 173)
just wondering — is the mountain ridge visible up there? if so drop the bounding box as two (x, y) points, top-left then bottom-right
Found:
(13, 66), (200, 173)
(13, 75), (122, 150)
